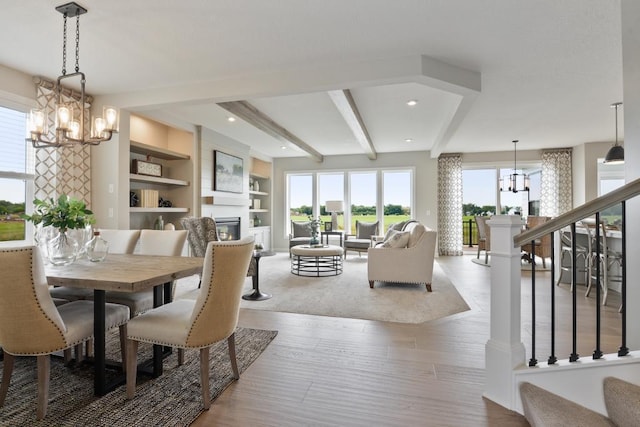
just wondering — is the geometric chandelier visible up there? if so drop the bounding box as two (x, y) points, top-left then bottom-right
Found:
(26, 2), (118, 149)
(499, 139), (530, 193)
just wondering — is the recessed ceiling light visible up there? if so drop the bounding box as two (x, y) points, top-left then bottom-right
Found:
(281, 145), (287, 150)
(405, 138), (413, 143)
(406, 100), (418, 107)
(227, 116), (236, 122)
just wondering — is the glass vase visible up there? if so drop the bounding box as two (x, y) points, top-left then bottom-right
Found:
(85, 231), (109, 262)
(35, 224), (59, 263)
(47, 229), (79, 266)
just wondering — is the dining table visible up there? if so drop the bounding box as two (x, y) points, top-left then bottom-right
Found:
(46, 253), (203, 396)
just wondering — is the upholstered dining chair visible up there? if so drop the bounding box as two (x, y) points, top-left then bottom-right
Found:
(0, 246), (129, 420)
(103, 229), (188, 317)
(125, 237), (254, 410)
(180, 217), (257, 285)
(344, 221), (379, 258)
(50, 228), (141, 302)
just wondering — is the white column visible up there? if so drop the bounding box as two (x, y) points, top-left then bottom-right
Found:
(484, 215), (526, 410)
(621, 0), (640, 349)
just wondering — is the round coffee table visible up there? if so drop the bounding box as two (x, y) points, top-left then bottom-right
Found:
(290, 244), (343, 277)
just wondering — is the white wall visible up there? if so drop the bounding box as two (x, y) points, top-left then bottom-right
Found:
(272, 151), (438, 252)
(200, 127), (254, 237)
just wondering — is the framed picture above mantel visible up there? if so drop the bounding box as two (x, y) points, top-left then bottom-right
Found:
(214, 150), (243, 193)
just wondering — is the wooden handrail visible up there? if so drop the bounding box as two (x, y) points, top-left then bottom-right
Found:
(514, 177), (640, 247)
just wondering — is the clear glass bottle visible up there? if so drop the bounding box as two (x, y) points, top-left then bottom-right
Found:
(85, 231), (109, 262)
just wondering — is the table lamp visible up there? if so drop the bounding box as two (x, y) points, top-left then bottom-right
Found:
(325, 200), (344, 231)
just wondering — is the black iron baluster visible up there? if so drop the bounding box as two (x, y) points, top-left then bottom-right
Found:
(548, 230), (557, 365)
(468, 219), (474, 247)
(569, 222), (579, 362)
(619, 201), (629, 356)
(593, 212), (603, 359)
(529, 239), (537, 367)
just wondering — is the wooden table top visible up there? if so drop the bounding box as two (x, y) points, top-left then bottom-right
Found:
(45, 254), (203, 293)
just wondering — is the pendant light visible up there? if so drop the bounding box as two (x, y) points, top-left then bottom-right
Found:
(499, 140), (530, 193)
(604, 102), (624, 164)
(26, 2), (119, 148)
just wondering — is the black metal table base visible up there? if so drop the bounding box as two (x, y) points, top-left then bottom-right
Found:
(242, 251), (274, 301)
(291, 254), (343, 277)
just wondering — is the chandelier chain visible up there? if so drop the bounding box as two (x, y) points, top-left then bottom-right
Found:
(62, 13), (67, 75)
(75, 12), (80, 73)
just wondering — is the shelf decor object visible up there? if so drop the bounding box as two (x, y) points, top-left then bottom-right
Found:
(26, 2), (118, 148)
(132, 159), (162, 177)
(214, 150), (243, 193)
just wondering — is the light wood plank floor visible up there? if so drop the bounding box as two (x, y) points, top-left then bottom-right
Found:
(192, 251), (623, 426)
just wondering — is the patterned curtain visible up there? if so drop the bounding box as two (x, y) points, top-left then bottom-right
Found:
(438, 153), (463, 256)
(33, 77), (92, 207)
(540, 148), (572, 217)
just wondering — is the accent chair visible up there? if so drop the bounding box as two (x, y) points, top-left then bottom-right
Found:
(344, 220), (379, 258)
(288, 220), (312, 257)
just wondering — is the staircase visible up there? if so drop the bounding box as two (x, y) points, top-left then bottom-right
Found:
(520, 377), (640, 427)
(483, 177), (640, 415)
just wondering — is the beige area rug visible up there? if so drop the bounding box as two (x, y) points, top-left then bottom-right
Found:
(0, 327), (276, 426)
(233, 252), (470, 324)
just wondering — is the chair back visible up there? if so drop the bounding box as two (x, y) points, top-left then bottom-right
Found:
(138, 229), (188, 256)
(187, 237), (254, 347)
(475, 216), (488, 240)
(356, 221), (379, 239)
(0, 246), (67, 354)
(98, 229), (140, 254)
(180, 217), (220, 257)
(291, 221), (311, 238)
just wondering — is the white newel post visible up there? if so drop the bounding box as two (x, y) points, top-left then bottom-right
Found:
(484, 215), (526, 410)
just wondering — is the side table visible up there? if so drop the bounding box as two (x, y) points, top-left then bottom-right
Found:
(321, 230), (344, 246)
(242, 250), (276, 301)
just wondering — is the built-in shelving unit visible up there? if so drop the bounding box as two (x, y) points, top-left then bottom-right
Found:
(128, 114), (195, 229)
(248, 157), (272, 248)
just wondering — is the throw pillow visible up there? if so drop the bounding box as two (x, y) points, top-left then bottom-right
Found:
(381, 230), (410, 248)
(291, 221), (311, 237)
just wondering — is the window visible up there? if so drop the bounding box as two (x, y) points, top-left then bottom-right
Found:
(318, 173), (344, 231)
(382, 170), (412, 233)
(287, 173), (313, 230)
(349, 172), (377, 234)
(0, 105), (34, 244)
(598, 159), (624, 224)
(285, 168), (414, 237)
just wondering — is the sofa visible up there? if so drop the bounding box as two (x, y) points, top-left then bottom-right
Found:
(367, 221), (437, 291)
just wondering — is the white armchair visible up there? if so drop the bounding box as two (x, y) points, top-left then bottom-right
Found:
(367, 222), (437, 291)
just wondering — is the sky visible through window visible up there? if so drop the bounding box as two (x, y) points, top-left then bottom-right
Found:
(289, 171), (412, 208)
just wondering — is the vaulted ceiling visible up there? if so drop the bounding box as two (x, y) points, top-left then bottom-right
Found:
(0, 1), (623, 160)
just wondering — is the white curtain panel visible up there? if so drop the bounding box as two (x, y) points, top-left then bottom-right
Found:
(33, 77), (92, 206)
(540, 148), (572, 217)
(438, 153), (463, 256)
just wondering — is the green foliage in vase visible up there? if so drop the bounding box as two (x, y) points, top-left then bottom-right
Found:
(21, 195), (95, 231)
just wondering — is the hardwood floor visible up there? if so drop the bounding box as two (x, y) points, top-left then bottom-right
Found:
(191, 251), (622, 426)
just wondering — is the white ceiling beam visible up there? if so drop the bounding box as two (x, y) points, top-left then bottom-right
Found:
(328, 89), (377, 160)
(217, 101), (324, 162)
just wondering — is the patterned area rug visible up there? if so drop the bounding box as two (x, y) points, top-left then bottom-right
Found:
(0, 327), (277, 426)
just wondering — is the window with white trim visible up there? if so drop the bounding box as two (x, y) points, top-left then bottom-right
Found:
(0, 105), (34, 244)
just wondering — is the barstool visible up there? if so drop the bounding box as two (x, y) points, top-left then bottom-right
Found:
(556, 224), (592, 291)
